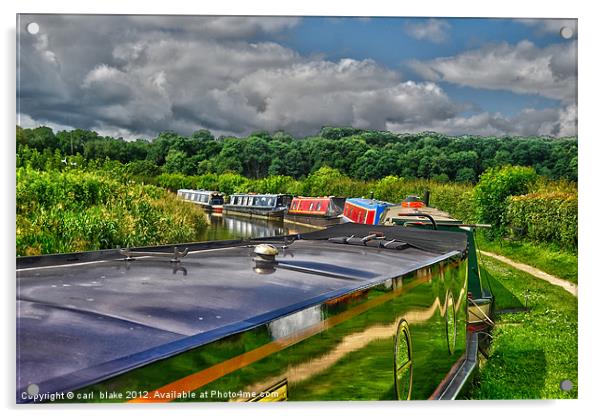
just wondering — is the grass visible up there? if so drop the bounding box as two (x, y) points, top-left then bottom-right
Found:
(465, 255), (578, 399)
(16, 167), (208, 255)
(476, 231), (578, 283)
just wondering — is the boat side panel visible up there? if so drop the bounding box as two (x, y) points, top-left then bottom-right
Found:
(65, 256), (467, 402)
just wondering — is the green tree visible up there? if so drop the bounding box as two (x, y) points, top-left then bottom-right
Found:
(473, 165), (537, 232)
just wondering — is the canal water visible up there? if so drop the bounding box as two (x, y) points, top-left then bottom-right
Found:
(197, 213), (318, 242)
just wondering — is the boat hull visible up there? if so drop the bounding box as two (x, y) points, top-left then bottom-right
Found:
(223, 206), (287, 219)
(284, 213), (342, 228)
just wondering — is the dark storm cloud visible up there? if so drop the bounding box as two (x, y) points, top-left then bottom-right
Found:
(17, 15), (577, 138)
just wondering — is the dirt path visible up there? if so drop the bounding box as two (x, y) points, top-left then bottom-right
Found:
(480, 250), (578, 297)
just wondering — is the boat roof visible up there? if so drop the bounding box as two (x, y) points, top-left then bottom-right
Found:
(230, 193), (290, 197)
(387, 205), (461, 224)
(16, 224), (466, 399)
(177, 189), (222, 195)
(345, 198), (394, 208)
(292, 196), (343, 200)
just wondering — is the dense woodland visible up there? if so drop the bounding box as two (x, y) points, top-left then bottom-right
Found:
(16, 126), (578, 183)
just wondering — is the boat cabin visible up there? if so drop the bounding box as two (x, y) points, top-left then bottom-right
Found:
(224, 193), (292, 218)
(342, 198), (394, 225)
(177, 189), (225, 212)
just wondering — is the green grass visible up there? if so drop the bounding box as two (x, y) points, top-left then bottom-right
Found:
(476, 231), (578, 283)
(466, 255), (578, 399)
(16, 167), (208, 255)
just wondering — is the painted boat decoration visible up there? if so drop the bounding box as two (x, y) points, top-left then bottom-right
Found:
(285, 196), (346, 227)
(16, 223), (494, 403)
(342, 198), (394, 225)
(177, 189), (225, 213)
(223, 193), (292, 219)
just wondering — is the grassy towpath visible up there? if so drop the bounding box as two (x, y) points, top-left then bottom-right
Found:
(479, 251), (577, 297)
(466, 255), (578, 399)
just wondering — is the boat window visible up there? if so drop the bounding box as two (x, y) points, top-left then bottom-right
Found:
(309, 202), (314, 211)
(394, 319), (413, 400)
(268, 198), (274, 207)
(316, 202), (322, 211)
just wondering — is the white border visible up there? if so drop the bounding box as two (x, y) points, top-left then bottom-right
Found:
(3, 2), (599, 418)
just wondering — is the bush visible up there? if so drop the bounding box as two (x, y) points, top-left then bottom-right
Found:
(505, 192), (577, 251)
(473, 166), (537, 232)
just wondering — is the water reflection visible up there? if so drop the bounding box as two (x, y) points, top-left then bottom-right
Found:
(197, 213), (315, 241)
(268, 305), (324, 340)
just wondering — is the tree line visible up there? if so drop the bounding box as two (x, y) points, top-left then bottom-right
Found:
(17, 125), (578, 182)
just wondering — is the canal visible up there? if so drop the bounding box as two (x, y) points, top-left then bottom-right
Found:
(197, 213), (319, 242)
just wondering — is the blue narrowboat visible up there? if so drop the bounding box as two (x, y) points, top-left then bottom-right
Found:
(342, 198), (395, 225)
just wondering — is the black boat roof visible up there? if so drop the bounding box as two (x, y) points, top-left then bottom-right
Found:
(17, 224), (466, 398)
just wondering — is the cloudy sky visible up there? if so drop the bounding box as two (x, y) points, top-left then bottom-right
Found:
(17, 15), (577, 139)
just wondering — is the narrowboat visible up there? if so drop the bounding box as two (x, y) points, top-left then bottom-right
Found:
(342, 198), (394, 225)
(284, 196), (346, 227)
(16, 223), (493, 403)
(223, 193), (292, 219)
(177, 189), (225, 213)
(383, 195), (495, 353)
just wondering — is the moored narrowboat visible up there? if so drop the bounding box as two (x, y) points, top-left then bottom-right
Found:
(224, 193), (292, 219)
(177, 189), (225, 213)
(342, 198), (395, 225)
(284, 196), (346, 227)
(384, 195), (495, 355)
(16, 223), (493, 403)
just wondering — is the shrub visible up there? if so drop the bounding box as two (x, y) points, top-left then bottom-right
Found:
(505, 192), (577, 251)
(473, 165), (537, 232)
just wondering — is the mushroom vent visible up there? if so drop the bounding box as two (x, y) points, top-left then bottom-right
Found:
(254, 244), (279, 263)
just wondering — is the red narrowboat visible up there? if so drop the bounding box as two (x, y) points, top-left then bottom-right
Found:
(285, 196), (346, 227)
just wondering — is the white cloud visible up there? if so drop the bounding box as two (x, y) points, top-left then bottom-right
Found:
(125, 16), (301, 38)
(386, 105), (577, 138)
(18, 113), (74, 132)
(410, 40), (577, 103)
(516, 18), (577, 37)
(404, 19), (451, 43)
(17, 15), (577, 139)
